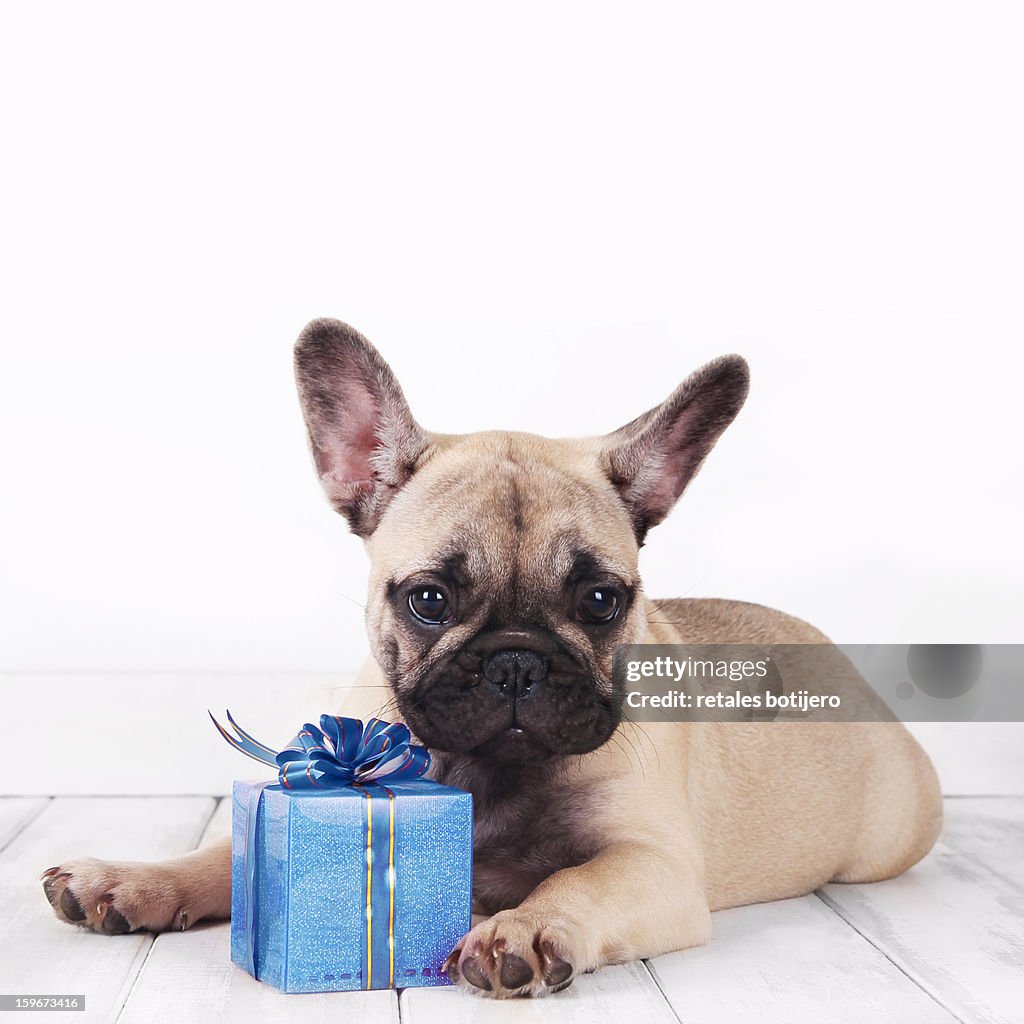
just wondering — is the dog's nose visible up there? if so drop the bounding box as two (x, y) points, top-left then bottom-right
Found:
(482, 649), (548, 698)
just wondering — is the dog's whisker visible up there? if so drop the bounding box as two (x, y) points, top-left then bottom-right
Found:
(327, 588), (368, 611)
(611, 727), (650, 780)
(620, 720), (660, 775)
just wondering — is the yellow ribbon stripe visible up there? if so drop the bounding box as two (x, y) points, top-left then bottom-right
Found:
(364, 789), (373, 989)
(388, 788), (396, 987)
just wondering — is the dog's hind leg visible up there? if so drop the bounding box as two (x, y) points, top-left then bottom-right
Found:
(831, 723), (943, 884)
(41, 836), (232, 935)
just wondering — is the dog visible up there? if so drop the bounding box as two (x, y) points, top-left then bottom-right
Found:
(41, 319), (942, 997)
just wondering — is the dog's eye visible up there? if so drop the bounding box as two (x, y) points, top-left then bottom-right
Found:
(577, 588), (619, 625)
(408, 587), (452, 625)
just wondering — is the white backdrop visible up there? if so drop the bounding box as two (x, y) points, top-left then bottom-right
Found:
(1, 2), (1022, 793)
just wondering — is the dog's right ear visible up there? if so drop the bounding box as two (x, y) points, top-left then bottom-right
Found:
(294, 319), (428, 537)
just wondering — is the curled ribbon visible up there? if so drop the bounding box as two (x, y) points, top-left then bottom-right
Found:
(209, 709), (431, 789)
(211, 709), (431, 989)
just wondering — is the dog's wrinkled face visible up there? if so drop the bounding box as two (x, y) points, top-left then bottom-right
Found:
(364, 432), (644, 760)
(294, 319), (749, 762)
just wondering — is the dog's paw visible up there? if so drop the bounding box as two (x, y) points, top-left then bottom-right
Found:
(41, 858), (192, 935)
(443, 908), (577, 998)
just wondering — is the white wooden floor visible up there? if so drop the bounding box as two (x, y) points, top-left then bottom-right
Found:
(1, 796), (1021, 1024)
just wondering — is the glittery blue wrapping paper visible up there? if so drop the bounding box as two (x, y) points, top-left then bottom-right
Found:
(231, 779), (473, 993)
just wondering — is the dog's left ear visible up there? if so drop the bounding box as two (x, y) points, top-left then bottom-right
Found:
(294, 319), (428, 537)
(600, 354), (750, 541)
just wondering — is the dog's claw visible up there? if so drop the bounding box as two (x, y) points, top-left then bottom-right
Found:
(442, 946), (461, 979)
(42, 872), (70, 907)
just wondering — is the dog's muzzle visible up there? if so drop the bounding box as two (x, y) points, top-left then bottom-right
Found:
(399, 626), (621, 761)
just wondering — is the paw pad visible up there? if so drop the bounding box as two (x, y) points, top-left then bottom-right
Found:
(499, 952), (534, 989)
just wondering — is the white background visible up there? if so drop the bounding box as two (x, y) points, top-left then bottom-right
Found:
(1, 2), (1022, 793)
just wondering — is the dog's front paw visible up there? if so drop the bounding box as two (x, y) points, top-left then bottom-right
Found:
(41, 858), (191, 935)
(443, 909), (577, 998)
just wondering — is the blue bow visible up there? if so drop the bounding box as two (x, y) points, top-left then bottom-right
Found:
(209, 709), (431, 789)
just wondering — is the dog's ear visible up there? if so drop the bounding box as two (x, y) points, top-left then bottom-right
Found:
(600, 354), (749, 541)
(294, 319), (429, 537)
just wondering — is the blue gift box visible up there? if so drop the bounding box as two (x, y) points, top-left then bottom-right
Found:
(231, 778), (473, 993)
(212, 711), (473, 995)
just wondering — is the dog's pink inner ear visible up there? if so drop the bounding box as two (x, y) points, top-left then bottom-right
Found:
(603, 354), (750, 539)
(295, 319), (427, 537)
(632, 403), (710, 520)
(311, 384), (380, 485)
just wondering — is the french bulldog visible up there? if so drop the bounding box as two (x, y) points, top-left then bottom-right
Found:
(41, 319), (942, 997)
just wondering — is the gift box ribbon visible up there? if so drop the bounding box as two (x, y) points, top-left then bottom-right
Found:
(210, 710), (431, 989)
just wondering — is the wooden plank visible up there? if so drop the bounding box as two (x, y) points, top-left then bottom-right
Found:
(400, 961), (679, 1024)
(0, 797), (48, 851)
(116, 923), (400, 1024)
(647, 893), (955, 1024)
(196, 796), (232, 848)
(940, 797), (1024, 884)
(0, 797), (214, 1024)
(117, 797), (400, 1024)
(820, 798), (1024, 1024)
